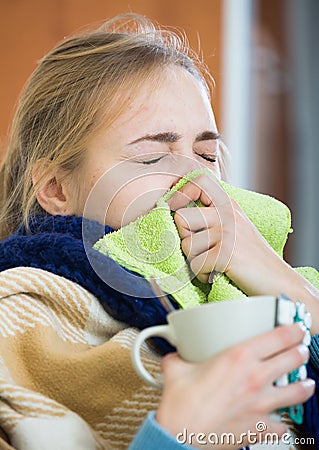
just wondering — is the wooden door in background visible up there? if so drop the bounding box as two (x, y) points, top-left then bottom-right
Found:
(0, 0), (222, 162)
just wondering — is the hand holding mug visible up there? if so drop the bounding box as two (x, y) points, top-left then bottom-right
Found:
(155, 323), (314, 449)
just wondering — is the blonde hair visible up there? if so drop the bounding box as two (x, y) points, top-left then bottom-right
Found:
(0, 13), (228, 240)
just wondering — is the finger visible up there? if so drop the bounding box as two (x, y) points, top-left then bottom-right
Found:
(181, 228), (220, 259)
(161, 352), (191, 380)
(167, 189), (199, 211)
(168, 175), (230, 211)
(189, 242), (235, 282)
(267, 378), (315, 412)
(262, 344), (310, 384)
(174, 207), (221, 239)
(188, 248), (221, 282)
(242, 323), (307, 361)
(161, 352), (179, 368)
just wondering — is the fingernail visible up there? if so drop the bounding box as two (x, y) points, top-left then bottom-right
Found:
(301, 378), (315, 392)
(208, 270), (221, 284)
(297, 344), (310, 360)
(296, 322), (307, 333)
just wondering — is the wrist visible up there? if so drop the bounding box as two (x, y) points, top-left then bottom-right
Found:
(266, 262), (319, 334)
(284, 272), (319, 334)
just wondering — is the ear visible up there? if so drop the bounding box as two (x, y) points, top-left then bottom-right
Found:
(32, 160), (73, 216)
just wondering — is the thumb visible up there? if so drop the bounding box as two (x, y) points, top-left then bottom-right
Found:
(161, 352), (191, 381)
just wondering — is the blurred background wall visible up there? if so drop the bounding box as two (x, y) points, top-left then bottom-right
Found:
(0, 0), (223, 159)
(1, 0), (318, 269)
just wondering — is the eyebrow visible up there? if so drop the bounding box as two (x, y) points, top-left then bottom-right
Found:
(195, 131), (221, 142)
(128, 130), (221, 145)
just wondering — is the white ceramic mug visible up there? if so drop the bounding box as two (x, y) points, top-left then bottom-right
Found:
(132, 295), (298, 389)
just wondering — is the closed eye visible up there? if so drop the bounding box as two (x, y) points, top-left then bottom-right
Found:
(132, 153), (167, 165)
(197, 153), (217, 163)
(141, 155), (165, 165)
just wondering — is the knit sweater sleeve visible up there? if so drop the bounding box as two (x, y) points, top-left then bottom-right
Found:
(129, 414), (250, 450)
(129, 412), (193, 450)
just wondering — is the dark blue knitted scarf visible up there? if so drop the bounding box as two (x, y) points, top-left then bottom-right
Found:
(0, 214), (318, 447)
(0, 215), (170, 334)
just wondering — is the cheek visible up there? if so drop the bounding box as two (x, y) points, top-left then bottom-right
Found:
(211, 163), (222, 180)
(106, 175), (174, 229)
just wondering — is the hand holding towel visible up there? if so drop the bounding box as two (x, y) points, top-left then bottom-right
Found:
(94, 169), (319, 307)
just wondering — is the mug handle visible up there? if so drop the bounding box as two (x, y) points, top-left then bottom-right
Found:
(131, 324), (176, 389)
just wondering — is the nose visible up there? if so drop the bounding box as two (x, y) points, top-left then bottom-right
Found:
(169, 152), (204, 180)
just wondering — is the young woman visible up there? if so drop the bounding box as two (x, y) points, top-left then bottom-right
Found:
(0, 13), (317, 450)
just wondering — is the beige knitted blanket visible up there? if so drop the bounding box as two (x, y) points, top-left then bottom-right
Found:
(0, 267), (306, 450)
(0, 267), (162, 450)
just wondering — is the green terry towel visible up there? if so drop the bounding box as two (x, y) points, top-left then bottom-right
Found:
(93, 169), (319, 308)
